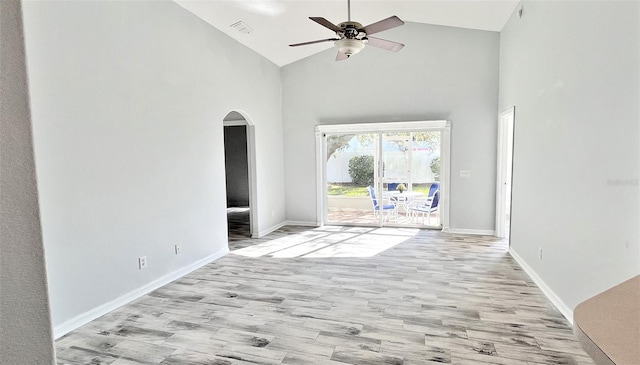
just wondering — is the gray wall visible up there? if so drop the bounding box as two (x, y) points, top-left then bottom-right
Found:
(22, 1), (284, 333)
(224, 125), (250, 207)
(282, 22), (500, 230)
(0, 1), (56, 363)
(500, 1), (639, 311)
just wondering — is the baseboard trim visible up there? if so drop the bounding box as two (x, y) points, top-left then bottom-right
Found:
(256, 221), (287, 238)
(255, 221), (319, 238)
(508, 247), (574, 324)
(53, 248), (229, 339)
(283, 220), (318, 227)
(445, 228), (496, 236)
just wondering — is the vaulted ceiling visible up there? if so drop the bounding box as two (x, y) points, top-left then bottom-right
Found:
(174, 1), (519, 66)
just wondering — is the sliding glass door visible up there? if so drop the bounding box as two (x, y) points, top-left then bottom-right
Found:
(325, 133), (381, 225)
(320, 123), (447, 229)
(382, 131), (441, 227)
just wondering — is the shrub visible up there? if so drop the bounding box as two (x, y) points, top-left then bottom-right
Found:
(348, 155), (374, 186)
(430, 157), (440, 181)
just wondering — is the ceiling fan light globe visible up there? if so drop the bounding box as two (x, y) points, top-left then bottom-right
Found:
(334, 38), (365, 56)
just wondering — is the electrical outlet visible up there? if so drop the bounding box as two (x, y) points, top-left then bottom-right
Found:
(460, 170), (472, 178)
(138, 256), (147, 269)
(175, 245), (181, 255)
(538, 247), (543, 260)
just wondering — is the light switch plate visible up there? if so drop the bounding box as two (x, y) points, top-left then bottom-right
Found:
(139, 256), (147, 269)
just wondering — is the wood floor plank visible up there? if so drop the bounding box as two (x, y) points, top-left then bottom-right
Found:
(55, 224), (595, 365)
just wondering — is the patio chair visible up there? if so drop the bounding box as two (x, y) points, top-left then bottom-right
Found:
(408, 189), (440, 225)
(367, 186), (398, 222)
(427, 182), (439, 198)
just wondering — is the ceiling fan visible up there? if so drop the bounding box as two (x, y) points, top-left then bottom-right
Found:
(289, 0), (405, 61)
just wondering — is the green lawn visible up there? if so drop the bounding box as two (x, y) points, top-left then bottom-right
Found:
(327, 185), (369, 196)
(327, 183), (436, 196)
(412, 185), (431, 195)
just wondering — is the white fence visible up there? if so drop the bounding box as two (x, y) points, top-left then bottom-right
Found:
(327, 151), (438, 184)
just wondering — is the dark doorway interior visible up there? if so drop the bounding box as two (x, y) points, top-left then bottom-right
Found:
(224, 125), (251, 240)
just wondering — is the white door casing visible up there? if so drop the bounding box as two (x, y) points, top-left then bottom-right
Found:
(495, 107), (515, 238)
(223, 110), (259, 238)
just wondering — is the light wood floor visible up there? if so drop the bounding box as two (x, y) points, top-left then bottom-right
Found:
(55, 223), (594, 365)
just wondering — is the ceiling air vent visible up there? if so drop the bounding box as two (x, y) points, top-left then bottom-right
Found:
(230, 21), (253, 34)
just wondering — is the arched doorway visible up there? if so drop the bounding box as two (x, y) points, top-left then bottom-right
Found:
(223, 111), (258, 239)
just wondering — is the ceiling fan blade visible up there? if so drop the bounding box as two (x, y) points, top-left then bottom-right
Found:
(310, 17), (343, 33)
(362, 16), (404, 35)
(336, 51), (349, 61)
(290, 38), (339, 47)
(366, 36), (404, 52)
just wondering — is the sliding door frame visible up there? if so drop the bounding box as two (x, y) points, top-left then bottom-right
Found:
(315, 120), (451, 230)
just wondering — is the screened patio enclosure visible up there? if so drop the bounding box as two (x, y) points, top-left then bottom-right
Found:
(316, 121), (450, 229)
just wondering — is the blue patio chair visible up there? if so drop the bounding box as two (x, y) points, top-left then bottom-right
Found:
(408, 190), (440, 225)
(367, 186), (398, 222)
(427, 182), (439, 198)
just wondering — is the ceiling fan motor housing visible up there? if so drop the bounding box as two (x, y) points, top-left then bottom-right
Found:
(338, 21), (364, 39)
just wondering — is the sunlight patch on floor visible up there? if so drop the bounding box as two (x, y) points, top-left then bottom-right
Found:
(232, 227), (419, 258)
(269, 232), (360, 258)
(232, 231), (331, 257)
(302, 233), (411, 258)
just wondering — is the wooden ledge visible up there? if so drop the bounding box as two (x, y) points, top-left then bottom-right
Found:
(573, 275), (640, 365)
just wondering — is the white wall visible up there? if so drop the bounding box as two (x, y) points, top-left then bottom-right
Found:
(500, 1), (639, 314)
(0, 1), (56, 363)
(282, 22), (500, 230)
(22, 0), (284, 335)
